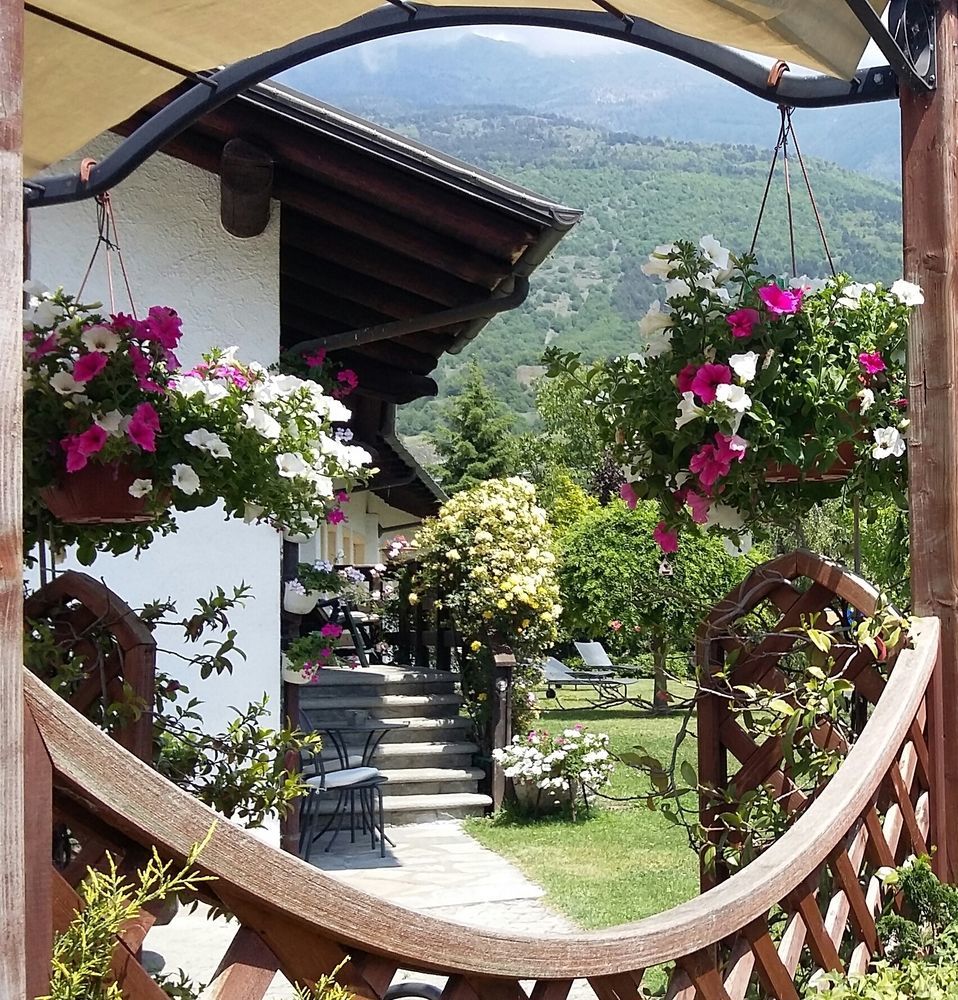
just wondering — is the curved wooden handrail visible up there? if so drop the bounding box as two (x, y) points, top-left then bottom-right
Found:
(26, 616), (940, 983)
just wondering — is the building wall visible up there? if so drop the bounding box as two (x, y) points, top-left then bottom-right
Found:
(30, 134), (283, 732)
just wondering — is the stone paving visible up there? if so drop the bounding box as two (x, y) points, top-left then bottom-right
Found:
(143, 820), (578, 998)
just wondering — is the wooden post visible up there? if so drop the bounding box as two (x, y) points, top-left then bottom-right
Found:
(0, 1), (24, 996)
(901, 0), (958, 884)
(489, 642), (515, 812)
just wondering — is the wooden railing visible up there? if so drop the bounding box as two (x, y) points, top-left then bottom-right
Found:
(23, 562), (945, 999)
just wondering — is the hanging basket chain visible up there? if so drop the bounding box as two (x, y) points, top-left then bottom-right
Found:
(749, 105), (836, 279)
(75, 157), (138, 316)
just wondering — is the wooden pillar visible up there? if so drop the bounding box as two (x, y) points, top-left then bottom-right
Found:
(489, 643), (515, 811)
(0, 1), (25, 994)
(901, 0), (958, 883)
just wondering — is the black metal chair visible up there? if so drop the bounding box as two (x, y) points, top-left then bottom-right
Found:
(297, 749), (389, 859)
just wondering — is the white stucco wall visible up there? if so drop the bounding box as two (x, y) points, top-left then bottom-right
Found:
(30, 134), (283, 732)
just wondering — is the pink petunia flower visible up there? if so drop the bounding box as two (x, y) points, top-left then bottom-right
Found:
(127, 402), (160, 452)
(142, 306), (183, 350)
(726, 307), (761, 339)
(714, 432), (748, 465)
(895, 398), (909, 409)
(73, 352), (109, 383)
(684, 489), (711, 525)
(304, 348), (327, 368)
(335, 489), (350, 504)
(332, 368), (359, 399)
(653, 521), (679, 554)
(326, 508), (346, 525)
(758, 284), (804, 316)
(859, 352), (886, 375)
(320, 622), (344, 639)
(676, 363), (698, 394)
(61, 424), (109, 472)
(689, 443), (728, 489)
(691, 363), (732, 405)
(619, 482), (638, 509)
(28, 332), (60, 362)
(608, 620), (623, 631)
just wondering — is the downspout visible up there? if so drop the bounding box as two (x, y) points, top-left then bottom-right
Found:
(289, 275), (529, 355)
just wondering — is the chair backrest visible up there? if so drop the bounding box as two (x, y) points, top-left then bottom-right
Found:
(575, 641), (613, 667)
(542, 656), (574, 681)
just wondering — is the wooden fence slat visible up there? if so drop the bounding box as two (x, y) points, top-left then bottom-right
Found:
(790, 885), (844, 975)
(528, 980), (573, 1000)
(679, 948), (733, 1000)
(205, 926), (282, 1000)
(743, 919), (800, 1000)
(24, 702), (52, 1000)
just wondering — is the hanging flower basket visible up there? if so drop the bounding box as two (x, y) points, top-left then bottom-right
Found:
(39, 461), (164, 524)
(22, 284), (373, 562)
(764, 440), (857, 484)
(283, 581), (320, 615)
(545, 239), (919, 554)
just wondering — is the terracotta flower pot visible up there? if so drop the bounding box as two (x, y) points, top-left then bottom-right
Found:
(40, 461), (162, 524)
(764, 440), (856, 484)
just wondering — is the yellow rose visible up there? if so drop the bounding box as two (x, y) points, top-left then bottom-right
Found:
(470, 640), (482, 652)
(497, 599), (508, 610)
(408, 593), (419, 605)
(477, 692), (488, 702)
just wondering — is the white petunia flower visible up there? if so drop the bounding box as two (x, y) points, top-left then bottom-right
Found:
(184, 428), (231, 459)
(890, 279), (924, 306)
(638, 300), (673, 338)
(706, 503), (745, 531)
(128, 478), (153, 498)
(96, 410), (125, 436)
(640, 243), (678, 279)
(699, 234), (731, 271)
(80, 324), (121, 354)
(858, 388), (876, 413)
(22, 279), (49, 297)
(49, 370), (84, 396)
(276, 452), (310, 478)
(715, 383), (752, 413)
(872, 426), (906, 460)
(664, 277), (691, 300)
(25, 297), (61, 329)
(789, 275), (828, 294)
(729, 351), (758, 384)
(172, 464), (201, 495)
(675, 391), (704, 429)
(723, 532), (754, 557)
(243, 502), (265, 523)
(837, 282), (875, 310)
(242, 403), (281, 441)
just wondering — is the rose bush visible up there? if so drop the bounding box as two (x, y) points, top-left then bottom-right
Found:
(410, 477), (561, 738)
(545, 238), (920, 553)
(23, 285), (372, 561)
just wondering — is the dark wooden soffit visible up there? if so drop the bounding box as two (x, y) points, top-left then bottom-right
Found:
(116, 80), (580, 406)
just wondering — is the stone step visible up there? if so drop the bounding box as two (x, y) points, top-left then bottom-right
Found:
(301, 666), (460, 698)
(302, 693), (463, 723)
(379, 716), (473, 743)
(311, 791), (492, 825)
(377, 766), (485, 797)
(371, 740), (480, 770)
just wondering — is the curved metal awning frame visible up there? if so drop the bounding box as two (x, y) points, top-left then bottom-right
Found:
(23, 0), (935, 209)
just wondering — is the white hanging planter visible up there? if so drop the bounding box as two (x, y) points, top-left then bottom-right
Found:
(283, 583), (320, 615)
(281, 654), (314, 685)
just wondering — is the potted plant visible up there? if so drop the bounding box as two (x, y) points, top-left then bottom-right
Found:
(23, 285), (374, 562)
(282, 624), (347, 684)
(545, 238), (921, 554)
(493, 725), (615, 819)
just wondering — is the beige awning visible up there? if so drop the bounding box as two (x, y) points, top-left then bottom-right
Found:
(25, 1), (885, 176)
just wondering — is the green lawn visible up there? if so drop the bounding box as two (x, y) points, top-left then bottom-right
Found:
(464, 681), (700, 929)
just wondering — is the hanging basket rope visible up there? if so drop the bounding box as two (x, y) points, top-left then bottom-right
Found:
(76, 158), (138, 316)
(749, 104), (837, 279)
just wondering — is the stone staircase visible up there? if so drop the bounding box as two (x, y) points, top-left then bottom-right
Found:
(299, 664), (492, 824)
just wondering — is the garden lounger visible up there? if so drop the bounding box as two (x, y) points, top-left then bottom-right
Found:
(542, 655), (638, 710)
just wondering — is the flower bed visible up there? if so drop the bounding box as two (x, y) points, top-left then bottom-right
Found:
(23, 285), (372, 560)
(545, 239), (920, 553)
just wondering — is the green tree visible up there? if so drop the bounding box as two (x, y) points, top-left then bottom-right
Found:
(558, 499), (762, 705)
(431, 359), (516, 493)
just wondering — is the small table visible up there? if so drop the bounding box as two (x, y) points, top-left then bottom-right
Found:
(302, 717), (408, 770)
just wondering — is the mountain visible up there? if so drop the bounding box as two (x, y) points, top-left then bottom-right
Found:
(280, 31), (902, 181)
(279, 37), (904, 440)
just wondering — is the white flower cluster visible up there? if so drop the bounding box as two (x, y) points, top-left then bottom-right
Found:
(493, 727), (615, 793)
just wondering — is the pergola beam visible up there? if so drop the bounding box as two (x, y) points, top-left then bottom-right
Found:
(23, 4), (899, 209)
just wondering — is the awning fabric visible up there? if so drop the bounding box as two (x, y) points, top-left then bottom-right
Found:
(25, 1), (885, 176)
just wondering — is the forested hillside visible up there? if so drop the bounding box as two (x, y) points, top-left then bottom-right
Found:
(380, 109), (903, 438)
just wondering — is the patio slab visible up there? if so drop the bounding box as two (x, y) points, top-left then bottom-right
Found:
(144, 820), (577, 998)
